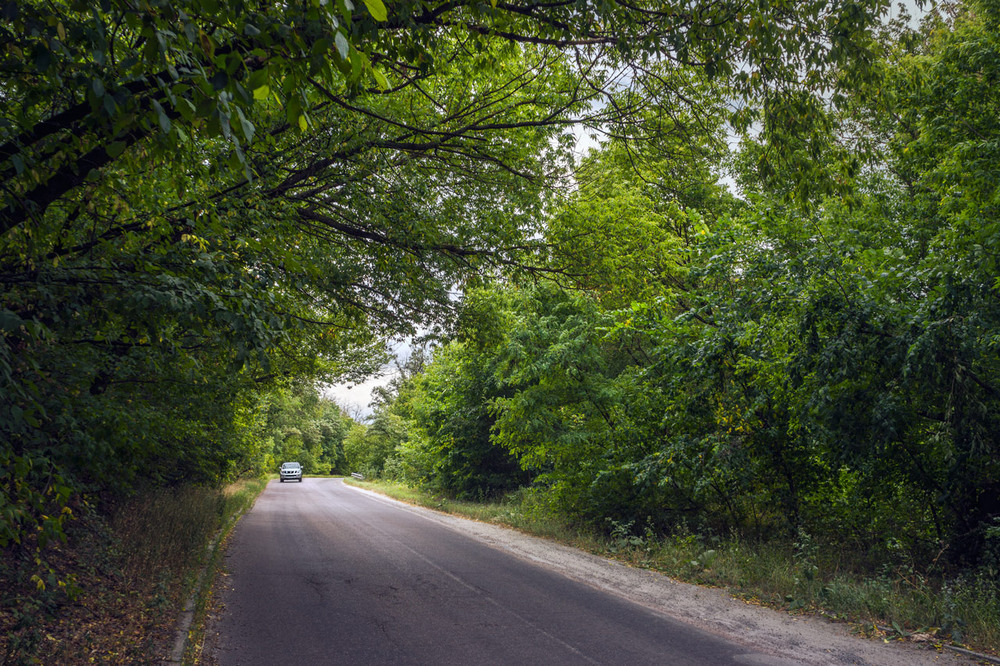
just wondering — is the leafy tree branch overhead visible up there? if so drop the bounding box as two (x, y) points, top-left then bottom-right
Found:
(0, 0), (907, 607)
(2, 0), (896, 233)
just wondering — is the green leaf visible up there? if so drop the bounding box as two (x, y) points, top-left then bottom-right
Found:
(106, 141), (127, 158)
(177, 97), (196, 121)
(362, 0), (387, 21)
(372, 67), (388, 91)
(335, 31), (350, 59)
(350, 50), (363, 80)
(248, 68), (269, 91)
(0, 310), (23, 332)
(151, 100), (172, 134)
(286, 96), (302, 126)
(235, 107), (255, 143)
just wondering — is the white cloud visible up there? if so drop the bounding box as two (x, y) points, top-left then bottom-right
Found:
(321, 337), (416, 419)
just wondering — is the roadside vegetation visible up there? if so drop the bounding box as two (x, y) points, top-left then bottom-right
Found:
(350, 478), (1000, 656)
(335, 6), (1000, 661)
(0, 479), (265, 664)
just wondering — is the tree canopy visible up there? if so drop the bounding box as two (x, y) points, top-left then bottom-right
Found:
(359, 0), (1000, 574)
(2, 0), (901, 540)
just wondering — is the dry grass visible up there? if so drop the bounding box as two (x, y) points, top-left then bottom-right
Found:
(0, 479), (266, 665)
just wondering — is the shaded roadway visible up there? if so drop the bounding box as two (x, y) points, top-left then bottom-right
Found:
(209, 478), (806, 665)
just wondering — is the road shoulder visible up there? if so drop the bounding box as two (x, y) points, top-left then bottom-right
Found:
(344, 481), (971, 666)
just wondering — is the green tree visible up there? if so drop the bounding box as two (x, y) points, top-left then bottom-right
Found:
(399, 331), (529, 499)
(548, 131), (737, 309)
(342, 411), (405, 477)
(316, 401), (353, 474)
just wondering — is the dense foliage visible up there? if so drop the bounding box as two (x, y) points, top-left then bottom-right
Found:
(365, 1), (1000, 572)
(2, 3), (581, 557)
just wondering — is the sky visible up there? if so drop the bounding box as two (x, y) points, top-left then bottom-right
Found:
(322, 337), (415, 418)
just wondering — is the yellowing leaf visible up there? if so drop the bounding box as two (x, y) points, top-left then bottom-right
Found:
(362, 0), (388, 21)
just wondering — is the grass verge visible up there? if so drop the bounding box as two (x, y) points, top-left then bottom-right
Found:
(0, 478), (266, 665)
(180, 478), (266, 665)
(346, 478), (1000, 658)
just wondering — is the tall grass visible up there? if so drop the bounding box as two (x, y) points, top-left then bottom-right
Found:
(349, 479), (593, 546)
(1, 478), (267, 665)
(112, 479), (265, 589)
(111, 486), (225, 587)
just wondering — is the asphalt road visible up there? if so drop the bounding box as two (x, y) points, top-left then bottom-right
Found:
(209, 478), (799, 665)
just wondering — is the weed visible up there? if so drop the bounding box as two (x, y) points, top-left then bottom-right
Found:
(606, 519), (647, 553)
(786, 529), (820, 609)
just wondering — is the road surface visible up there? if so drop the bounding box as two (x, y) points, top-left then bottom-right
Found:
(206, 478), (960, 665)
